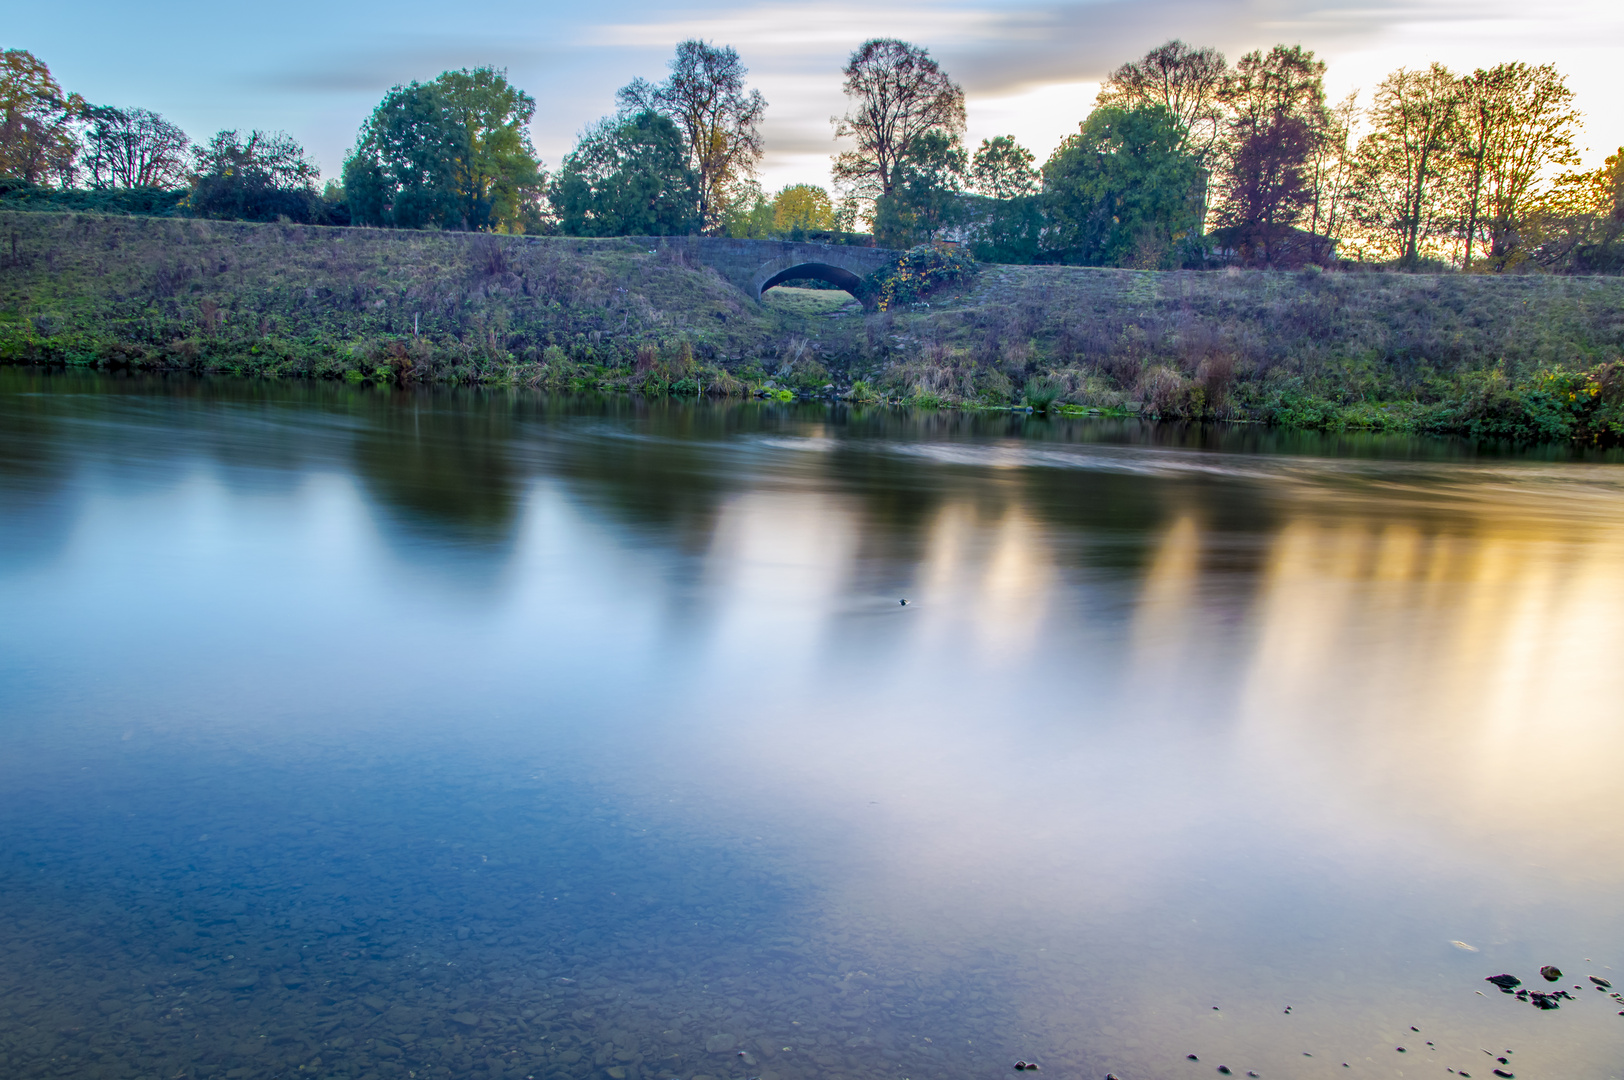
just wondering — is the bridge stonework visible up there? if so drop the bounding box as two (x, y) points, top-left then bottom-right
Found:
(656, 237), (901, 304)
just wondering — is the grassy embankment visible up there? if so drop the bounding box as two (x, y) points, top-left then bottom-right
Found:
(5, 211), (1624, 441)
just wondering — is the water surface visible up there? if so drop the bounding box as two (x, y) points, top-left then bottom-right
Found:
(2, 369), (1622, 1080)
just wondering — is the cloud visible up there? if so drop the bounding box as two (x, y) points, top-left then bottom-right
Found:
(250, 38), (577, 93)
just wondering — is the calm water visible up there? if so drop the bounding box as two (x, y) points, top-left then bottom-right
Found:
(2, 369), (1623, 1080)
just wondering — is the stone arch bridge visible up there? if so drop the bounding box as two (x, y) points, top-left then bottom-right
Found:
(652, 237), (902, 307)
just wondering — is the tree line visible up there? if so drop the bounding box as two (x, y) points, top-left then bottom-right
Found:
(3, 41), (1620, 272)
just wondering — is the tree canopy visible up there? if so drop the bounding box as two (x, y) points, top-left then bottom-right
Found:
(1041, 104), (1204, 267)
(344, 67), (543, 232)
(1097, 40), (1229, 163)
(550, 110), (699, 236)
(618, 41), (765, 234)
(189, 129), (323, 222)
(970, 136), (1038, 199)
(81, 106), (190, 189)
(0, 49), (82, 186)
(832, 39), (965, 210)
(1211, 45), (1330, 266)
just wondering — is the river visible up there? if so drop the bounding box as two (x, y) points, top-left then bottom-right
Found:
(2, 369), (1622, 1080)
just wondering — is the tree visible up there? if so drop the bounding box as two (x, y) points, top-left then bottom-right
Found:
(435, 67), (544, 232)
(80, 106), (190, 189)
(550, 111), (699, 236)
(1306, 91), (1359, 260)
(0, 49), (83, 186)
(1041, 104), (1204, 267)
(970, 136), (1038, 198)
(1213, 45), (1330, 266)
(1452, 63), (1581, 269)
(873, 129), (966, 247)
(831, 39), (965, 210)
(618, 41), (765, 235)
(189, 129), (322, 222)
(344, 82), (459, 229)
(1351, 64), (1460, 264)
(344, 67), (542, 232)
(771, 184), (836, 232)
(1096, 40), (1229, 163)
(1528, 148), (1624, 272)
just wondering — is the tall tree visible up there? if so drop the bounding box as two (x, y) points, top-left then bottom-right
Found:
(970, 136), (1038, 199)
(1351, 64), (1461, 264)
(80, 106), (190, 189)
(0, 49), (83, 186)
(1452, 63), (1581, 269)
(1306, 91), (1359, 259)
(435, 67), (543, 232)
(831, 39), (965, 209)
(1041, 104), (1205, 268)
(345, 68), (542, 232)
(189, 129), (322, 222)
(618, 41), (766, 235)
(550, 111), (699, 236)
(1096, 40), (1228, 163)
(1213, 45), (1330, 266)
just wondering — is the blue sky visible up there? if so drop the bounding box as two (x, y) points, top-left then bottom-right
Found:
(9, 0), (1622, 190)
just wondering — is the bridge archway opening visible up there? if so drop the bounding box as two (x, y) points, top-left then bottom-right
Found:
(758, 261), (866, 302)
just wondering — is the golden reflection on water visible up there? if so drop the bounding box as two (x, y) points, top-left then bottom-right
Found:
(1235, 504), (1624, 882)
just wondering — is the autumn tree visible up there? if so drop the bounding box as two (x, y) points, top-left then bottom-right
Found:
(1528, 148), (1624, 272)
(80, 106), (190, 189)
(1350, 64), (1461, 264)
(970, 136), (1038, 198)
(618, 41), (765, 234)
(1212, 45), (1330, 266)
(772, 184), (837, 231)
(345, 67), (543, 232)
(1452, 62), (1581, 268)
(1096, 40), (1229, 163)
(0, 49), (83, 186)
(831, 39), (965, 211)
(550, 111), (699, 236)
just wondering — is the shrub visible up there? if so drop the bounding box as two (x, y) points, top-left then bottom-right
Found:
(1022, 376), (1063, 412)
(866, 246), (978, 311)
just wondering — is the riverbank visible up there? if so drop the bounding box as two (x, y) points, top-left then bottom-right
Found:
(5, 212), (1623, 443)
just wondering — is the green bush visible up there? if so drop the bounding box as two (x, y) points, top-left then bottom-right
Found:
(1022, 376), (1063, 412)
(866, 246), (978, 311)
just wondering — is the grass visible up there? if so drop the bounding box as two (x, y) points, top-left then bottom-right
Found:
(760, 286), (860, 318)
(6, 211), (1624, 442)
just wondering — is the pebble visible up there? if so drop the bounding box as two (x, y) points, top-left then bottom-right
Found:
(1539, 965), (1562, 982)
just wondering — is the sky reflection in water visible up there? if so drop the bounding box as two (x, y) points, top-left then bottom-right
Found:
(1, 370), (1622, 1080)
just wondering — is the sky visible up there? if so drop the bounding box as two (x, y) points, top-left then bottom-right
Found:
(8, 0), (1623, 193)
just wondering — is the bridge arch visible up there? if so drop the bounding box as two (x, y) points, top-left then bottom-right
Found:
(656, 237), (898, 307)
(757, 261), (866, 300)
(749, 249), (883, 306)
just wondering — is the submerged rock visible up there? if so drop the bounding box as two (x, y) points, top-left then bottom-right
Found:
(1485, 975), (1521, 991)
